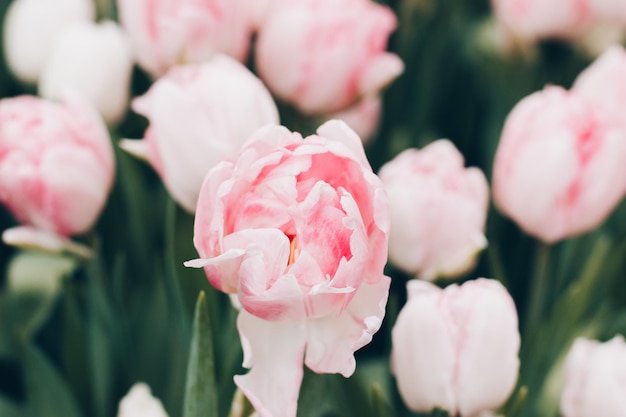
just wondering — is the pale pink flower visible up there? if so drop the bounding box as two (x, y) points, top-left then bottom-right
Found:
(492, 86), (626, 243)
(391, 279), (520, 417)
(573, 45), (626, 117)
(378, 140), (489, 281)
(121, 55), (279, 213)
(561, 336), (626, 417)
(0, 94), (114, 240)
(255, 0), (404, 115)
(185, 120), (390, 417)
(2, 0), (95, 83)
(39, 21), (133, 125)
(117, 383), (169, 417)
(117, 0), (253, 78)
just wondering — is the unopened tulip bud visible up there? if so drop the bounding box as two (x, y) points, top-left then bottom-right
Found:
(379, 140), (489, 281)
(561, 336), (626, 417)
(3, 0), (95, 83)
(39, 21), (133, 125)
(121, 55), (279, 212)
(391, 279), (520, 417)
(492, 86), (626, 242)
(117, 383), (169, 417)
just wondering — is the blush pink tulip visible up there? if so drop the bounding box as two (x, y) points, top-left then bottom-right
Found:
(378, 140), (489, 281)
(573, 45), (626, 117)
(185, 120), (390, 417)
(391, 279), (520, 417)
(0, 95), (114, 239)
(121, 55), (279, 213)
(116, 0), (253, 78)
(492, 86), (626, 243)
(561, 336), (626, 417)
(255, 0), (404, 115)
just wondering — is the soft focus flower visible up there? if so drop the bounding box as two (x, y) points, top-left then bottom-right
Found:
(39, 21), (133, 125)
(561, 336), (626, 417)
(378, 140), (489, 281)
(573, 45), (626, 117)
(490, 0), (626, 53)
(328, 96), (382, 144)
(117, 383), (169, 417)
(116, 0), (252, 78)
(2, 0), (95, 83)
(255, 0), (404, 115)
(185, 120), (390, 417)
(121, 55), (279, 212)
(0, 95), (114, 240)
(391, 279), (520, 417)
(492, 86), (626, 243)
(490, 0), (591, 43)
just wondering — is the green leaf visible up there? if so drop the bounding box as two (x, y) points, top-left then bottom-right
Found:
(21, 342), (83, 417)
(183, 291), (218, 417)
(0, 395), (26, 417)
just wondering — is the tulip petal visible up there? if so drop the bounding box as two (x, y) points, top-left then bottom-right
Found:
(234, 310), (306, 417)
(305, 275), (390, 377)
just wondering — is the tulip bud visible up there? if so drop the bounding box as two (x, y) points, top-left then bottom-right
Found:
(117, 383), (169, 417)
(378, 140), (489, 281)
(0, 94), (115, 239)
(255, 0), (403, 115)
(39, 21), (133, 125)
(492, 86), (626, 242)
(121, 55), (279, 212)
(561, 336), (626, 417)
(391, 279), (520, 417)
(116, 0), (253, 78)
(2, 0), (95, 83)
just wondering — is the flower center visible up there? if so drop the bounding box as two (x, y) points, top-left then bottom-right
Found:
(288, 235), (299, 266)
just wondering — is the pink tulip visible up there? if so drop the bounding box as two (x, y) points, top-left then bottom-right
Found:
(573, 45), (626, 117)
(391, 279), (520, 417)
(492, 86), (626, 243)
(255, 0), (404, 115)
(0, 94), (114, 238)
(561, 336), (626, 417)
(378, 140), (489, 281)
(185, 120), (390, 417)
(116, 0), (253, 78)
(121, 55), (279, 213)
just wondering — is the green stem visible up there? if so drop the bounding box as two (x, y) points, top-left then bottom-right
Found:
(524, 242), (551, 340)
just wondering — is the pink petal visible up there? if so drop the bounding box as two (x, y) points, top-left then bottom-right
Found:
(235, 310), (306, 417)
(304, 275), (390, 377)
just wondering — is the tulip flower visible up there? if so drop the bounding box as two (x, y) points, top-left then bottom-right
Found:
(255, 0), (403, 115)
(379, 140), (489, 280)
(116, 0), (253, 78)
(391, 279), (520, 417)
(185, 120), (390, 417)
(492, 86), (626, 242)
(39, 21), (133, 125)
(0, 94), (114, 253)
(561, 336), (626, 417)
(117, 383), (169, 417)
(121, 55), (279, 212)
